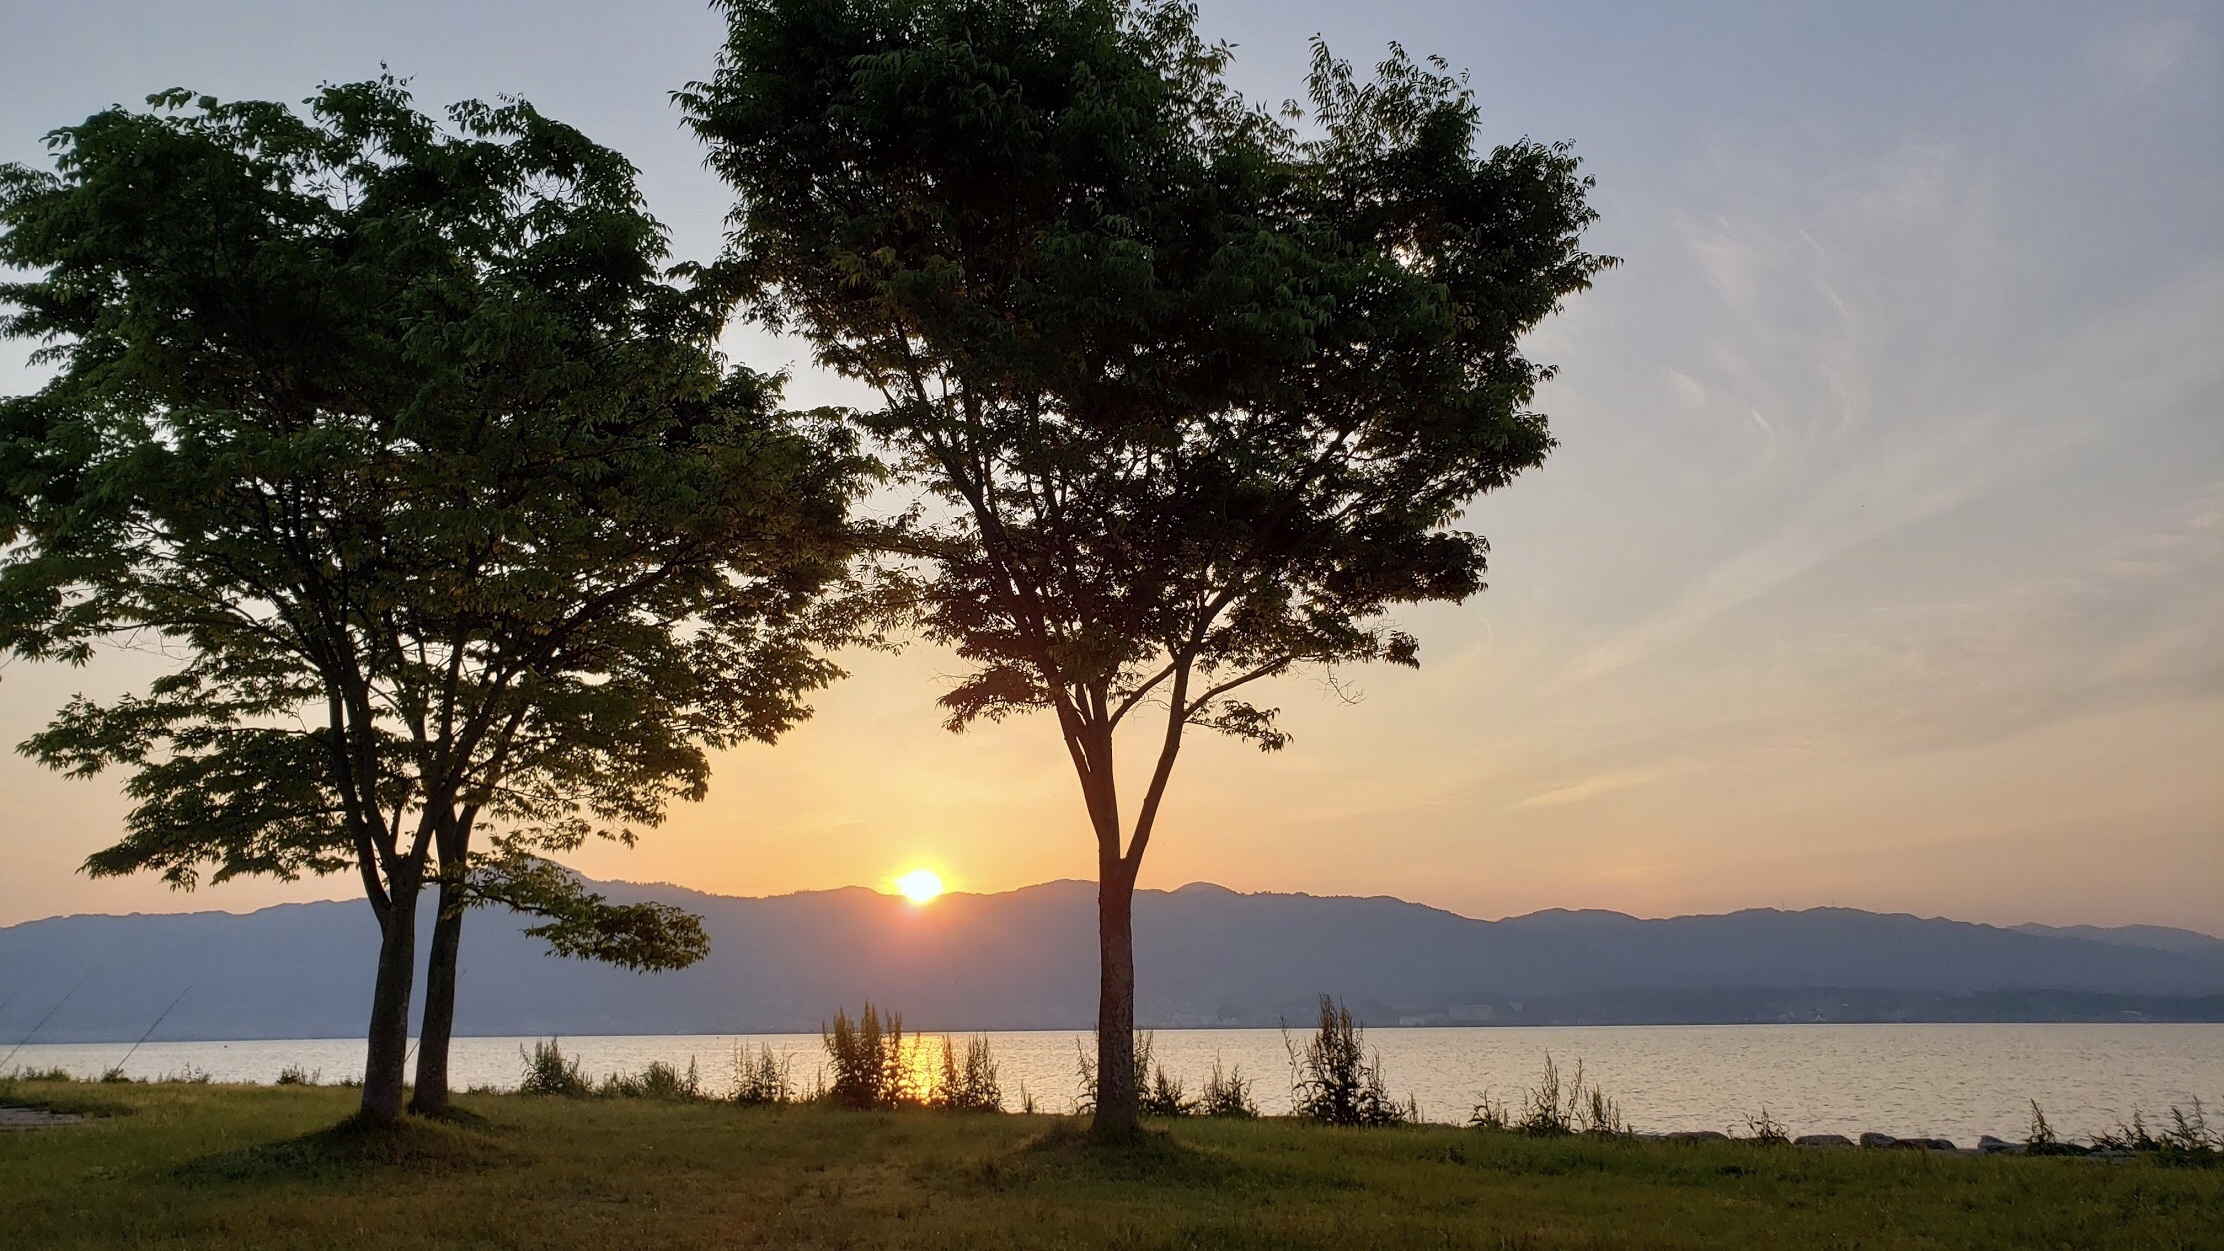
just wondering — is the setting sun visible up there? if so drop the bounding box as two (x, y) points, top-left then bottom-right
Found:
(895, 868), (945, 905)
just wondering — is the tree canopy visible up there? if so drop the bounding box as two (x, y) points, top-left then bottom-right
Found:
(684, 0), (1612, 1134)
(0, 79), (870, 1119)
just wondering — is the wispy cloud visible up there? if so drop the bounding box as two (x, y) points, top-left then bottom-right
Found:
(1552, 129), (2224, 692)
(2092, 17), (2200, 92)
(1512, 760), (1708, 809)
(1789, 484), (2224, 755)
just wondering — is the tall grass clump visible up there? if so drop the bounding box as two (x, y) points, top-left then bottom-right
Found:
(2093, 1109), (2159, 1152)
(823, 1003), (916, 1109)
(1286, 995), (1413, 1127)
(1074, 1031), (1192, 1117)
(1073, 1033), (1136, 1115)
(1141, 1060), (1197, 1117)
(2023, 1100), (2082, 1155)
(1740, 1106), (1788, 1145)
(518, 1038), (590, 1098)
(731, 1043), (794, 1106)
(1199, 1057), (1259, 1119)
(2091, 1100), (2221, 1164)
(931, 1035), (1002, 1112)
(599, 1058), (703, 1100)
(1469, 1091), (1509, 1132)
(275, 1064), (320, 1087)
(2161, 1100), (2220, 1157)
(6, 1066), (75, 1083)
(1474, 1054), (1626, 1137)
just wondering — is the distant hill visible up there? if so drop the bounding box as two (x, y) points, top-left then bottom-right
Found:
(2, 881), (2219, 1042)
(2009, 922), (2224, 956)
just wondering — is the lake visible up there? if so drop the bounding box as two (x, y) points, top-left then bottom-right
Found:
(10, 1023), (2219, 1144)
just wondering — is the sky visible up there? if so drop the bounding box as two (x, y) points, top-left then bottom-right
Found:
(0, 1), (2217, 932)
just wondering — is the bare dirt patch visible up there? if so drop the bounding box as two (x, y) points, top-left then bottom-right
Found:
(0, 1107), (87, 1130)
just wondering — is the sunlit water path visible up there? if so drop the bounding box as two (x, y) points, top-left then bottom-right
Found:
(12, 1024), (2219, 1144)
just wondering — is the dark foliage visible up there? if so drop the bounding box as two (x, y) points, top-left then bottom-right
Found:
(683, 0), (1610, 1136)
(0, 80), (870, 1118)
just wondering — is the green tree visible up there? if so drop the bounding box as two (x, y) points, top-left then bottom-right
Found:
(0, 81), (869, 1121)
(685, 0), (1611, 1137)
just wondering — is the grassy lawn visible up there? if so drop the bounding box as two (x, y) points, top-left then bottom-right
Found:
(2, 1079), (2218, 1249)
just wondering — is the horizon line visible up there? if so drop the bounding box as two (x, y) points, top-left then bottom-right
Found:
(5, 876), (2218, 943)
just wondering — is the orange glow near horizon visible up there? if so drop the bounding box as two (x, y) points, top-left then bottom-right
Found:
(895, 868), (945, 905)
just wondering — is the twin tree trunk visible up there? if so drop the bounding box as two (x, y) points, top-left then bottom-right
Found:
(410, 878), (467, 1115)
(359, 875), (422, 1123)
(355, 834), (467, 1121)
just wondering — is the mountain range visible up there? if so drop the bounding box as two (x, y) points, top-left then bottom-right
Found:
(2, 880), (2219, 1043)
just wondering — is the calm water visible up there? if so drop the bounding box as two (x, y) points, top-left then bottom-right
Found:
(10, 1024), (2219, 1144)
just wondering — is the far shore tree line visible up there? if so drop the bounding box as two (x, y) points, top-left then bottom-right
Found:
(0, 0), (1610, 1136)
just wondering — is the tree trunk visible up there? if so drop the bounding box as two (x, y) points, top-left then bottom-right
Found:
(1091, 864), (1140, 1140)
(409, 876), (465, 1116)
(358, 879), (421, 1123)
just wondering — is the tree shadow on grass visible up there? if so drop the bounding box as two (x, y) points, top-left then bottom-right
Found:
(179, 1112), (520, 1184)
(0, 1082), (135, 1120)
(990, 1117), (1257, 1192)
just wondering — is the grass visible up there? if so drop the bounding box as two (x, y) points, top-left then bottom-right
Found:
(2, 1079), (2219, 1249)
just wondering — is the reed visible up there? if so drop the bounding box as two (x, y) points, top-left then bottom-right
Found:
(597, 1058), (702, 1101)
(1474, 1054), (1626, 1137)
(517, 1038), (590, 1098)
(1198, 1057), (1259, 1119)
(730, 1043), (794, 1107)
(931, 1035), (1003, 1113)
(2088, 1100), (2219, 1162)
(1077, 1040), (1256, 1119)
(2161, 1100), (2218, 1155)
(1740, 1107), (1788, 1145)
(6, 1066), (74, 1083)
(2025, 1099), (2069, 1153)
(1140, 1061), (1196, 1118)
(822, 1003), (917, 1110)
(1286, 995), (1413, 1127)
(1073, 1031), (1149, 1116)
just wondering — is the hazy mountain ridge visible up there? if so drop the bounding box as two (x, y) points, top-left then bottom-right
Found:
(2, 880), (2218, 1042)
(2008, 922), (2224, 955)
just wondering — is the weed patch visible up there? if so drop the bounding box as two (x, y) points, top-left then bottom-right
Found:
(1286, 996), (1414, 1127)
(516, 1038), (591, 1098)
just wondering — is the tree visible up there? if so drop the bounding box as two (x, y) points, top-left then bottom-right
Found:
(0, 81), (869, 1121)
(684, 0), (1611, 1137)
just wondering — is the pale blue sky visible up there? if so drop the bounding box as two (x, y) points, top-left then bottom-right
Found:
(1, 1), (2218, 930)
